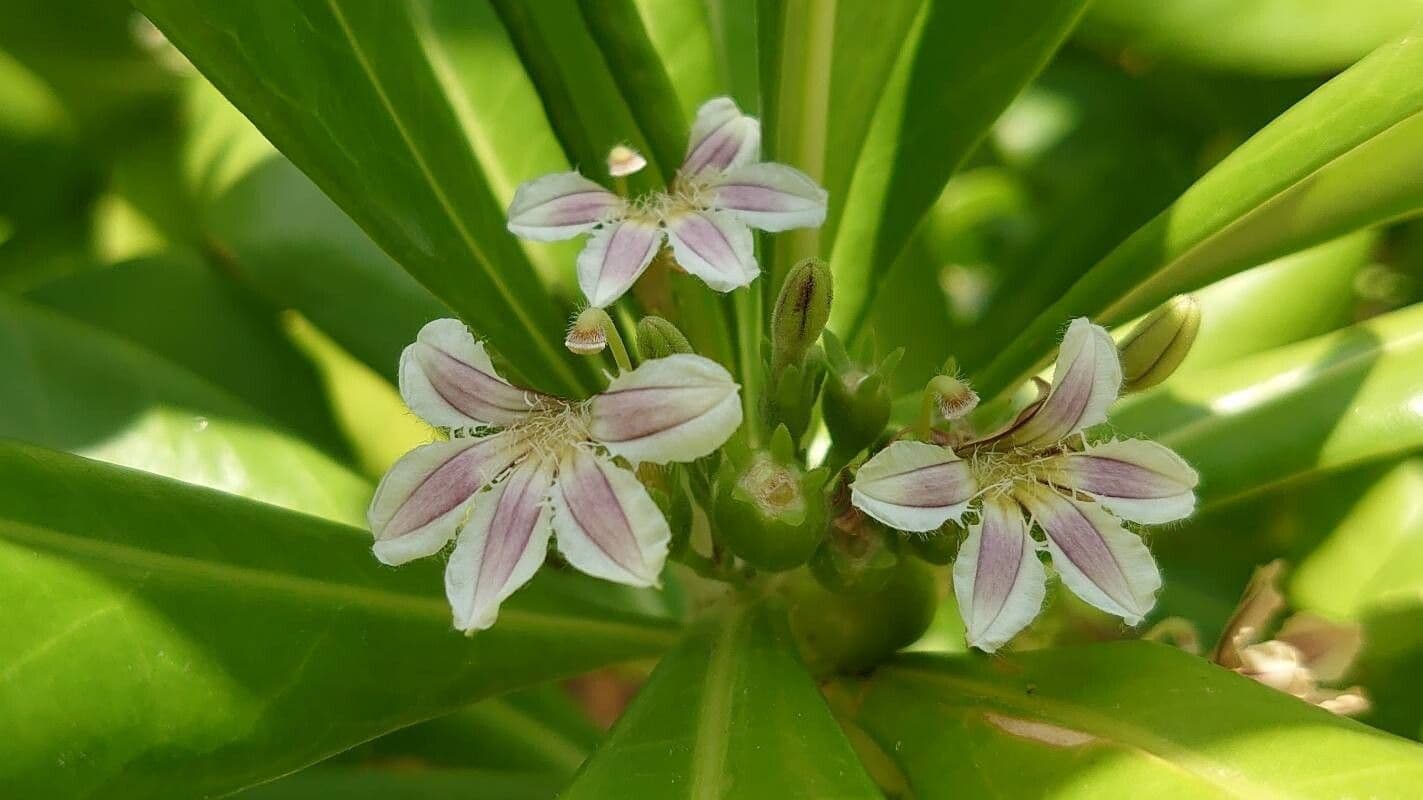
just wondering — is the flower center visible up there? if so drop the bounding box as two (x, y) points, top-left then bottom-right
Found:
(967, 447), (1058, 498)
(507, 401), (592, 462)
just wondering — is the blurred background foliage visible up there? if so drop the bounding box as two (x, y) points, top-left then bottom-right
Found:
(2, 0), (1422, 796)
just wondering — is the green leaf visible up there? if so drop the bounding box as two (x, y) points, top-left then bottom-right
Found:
(26, 251), (349, 457)
(1113, 303), (1423, 510)
(0, 294), (371, 524)
(1081, 0), (1423, 76)
(1291, 458), (1423, 619)
(564, 603), (879, 799)
(978, 30), (1423, 398)
(828, 0), (1091, 340)
(631, 0), (721, 120)
(839, 642), (1423, 798)
(0, 441), (676, 798)
(134, 0), (589, 395)
(233, 768), (562, 800)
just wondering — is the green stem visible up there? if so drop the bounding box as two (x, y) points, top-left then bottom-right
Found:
(600, 313), (633, 373)
(735, 285), (765, 446)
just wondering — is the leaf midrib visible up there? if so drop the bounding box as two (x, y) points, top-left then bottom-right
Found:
(688, 607), (747, 800)
(0, 515), (677, 647)
(321, 0), (581, 394)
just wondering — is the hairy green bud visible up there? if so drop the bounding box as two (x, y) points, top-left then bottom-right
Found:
(1119, 295), (1201, 392)
(821, 331), (902, 458)
(635, 315), (693, 360)
(771, 258), (833, 374)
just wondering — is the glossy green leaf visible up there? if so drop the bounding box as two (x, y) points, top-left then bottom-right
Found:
(840, 642), (1423, 798)
(0, 441), (676, 798)
(27, 252), (348, 457)
(1081, 0), (1423, 76)
(829, 0), (1091, 339)
(1113, 303), (1423, 510)
(135, 0), (589, 395)
(631, 0), (720, 120)
(1169, 231), (1375, 378)
(979, 30), (1423, 397)
(0, 294), (370, 524)
(235, 768), (562, 800)
(564, 602), (878, 799)
(1291, 458), (1423, 619)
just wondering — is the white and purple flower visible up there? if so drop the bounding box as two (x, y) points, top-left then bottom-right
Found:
(367, 319), (741, 632)
(506, 97), (828, 308)
(850, 319), (1199, 652)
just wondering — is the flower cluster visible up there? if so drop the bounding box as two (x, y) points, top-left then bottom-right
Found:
(851, 319), (1200, 651)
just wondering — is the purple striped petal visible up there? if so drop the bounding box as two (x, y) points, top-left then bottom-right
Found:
(368, 433), (523, 566)
(444, 459), (555, 632)
(507, 171), (624, 241)
(1002, 318), (1122, 447)
(551, 448), (670, 586)
(709, 162), (827, 232)
(953, 494), (1046, 652)
(1015, 483), (1160, 624)
(400, 319), (545, 428)
(1041, 438), (1198, 524)
(576, 217), (664, 308)
(681, 96), (760, 177)
(851, 441), (977, 532)
(588, 354), (741, 464)
(665, 209), (757, 292)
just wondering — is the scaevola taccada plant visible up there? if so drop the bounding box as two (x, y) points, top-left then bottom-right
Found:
(368, 93), (1199, 655)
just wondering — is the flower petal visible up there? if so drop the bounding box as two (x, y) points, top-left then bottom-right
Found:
(400, 318), (546, 428)
(1016, 483), (1161, 624)
(851, 441), (977, 532)
(588, 354), (742, 464)
(506, 171), (624, 241)
(1002, 318), (1121, 447)
(682, 96), (760, 176)
(665, 209), (758, 292)
(1041, 438), (1199, 524)
(444, 459), (555, 632)
(576, 217), (665, 308)
(551, 448), (670, 586)
(708, 162), (827, 232)
(953, 494), (1046, 653)
(368, 433), (523, 566)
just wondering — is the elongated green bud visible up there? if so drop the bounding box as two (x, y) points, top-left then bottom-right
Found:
(635, 315), (692, 360)
(1119, 295), (1201, 392)
(771, 258), (833, 374)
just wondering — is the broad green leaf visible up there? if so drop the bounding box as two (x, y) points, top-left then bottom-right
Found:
(829, 0), (1091, 339)
(1113, 303), (1423, 510)
(489, 0), (664, 187)
(979, 30), (1423, 398)
(564, 602), (879, 799)
(365, 685), (599, 775)
(839, 642), (1423, 798)
(27, 252), (349, 457)
(704, 0), (760, 110)
(632, 0), (720, 120)
(234, 768), (562, 800)
(1291, 458), (1423, 619)
(0, 441), (676, 799)
(135, 0), (590, 395)
(1356, 604), (1423, 741)
(0, 295), (370, 523)
(1081, 0), (1423, 76)
(1168, 231), (1376, 378)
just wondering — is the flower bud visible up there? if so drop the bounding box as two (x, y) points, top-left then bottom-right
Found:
(713, 426), (828, 571)
(765, 344), (826, 444)
(771, 258), (833, 374)
(821, 331), (902, 458)
(1119, 295), (1200, 392)
(606, 144), (647, 178)
(565, 307), (609, 355)
(635, 315), (692, 360)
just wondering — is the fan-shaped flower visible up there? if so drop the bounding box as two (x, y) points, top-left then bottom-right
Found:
(506, 96), (828, 308)
(850, 318), (1199, 652)
(367, 319), (742, 632)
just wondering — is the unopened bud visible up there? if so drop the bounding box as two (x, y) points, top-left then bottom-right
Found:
(1119, 295), (1200, 392)
(771, 258), (833, 374)
(607, 144), (647, 178)
(565, 307), (609, 355)
(822, 336), (901, 457)
(928, 374), (978, 421)
(635, 315), (692, 359)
